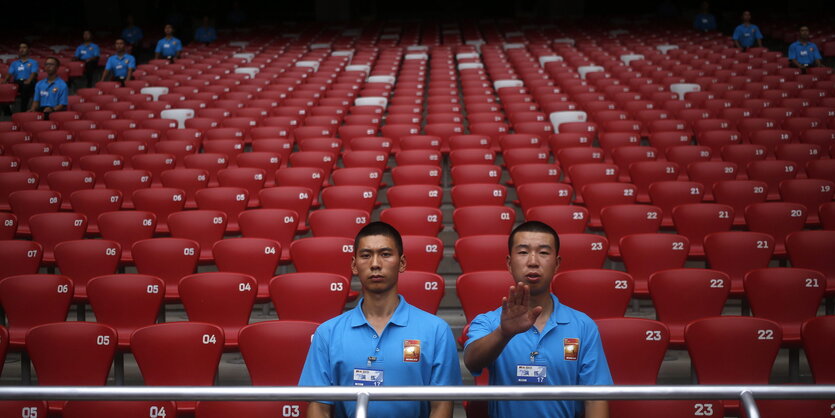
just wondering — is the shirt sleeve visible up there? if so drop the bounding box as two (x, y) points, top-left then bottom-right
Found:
(175, 40), (182, 52)
(32, 82), (43, 105)
(298, 326), (335, 405)
(155, 40), (162, 53)
(129, 56), (136, 69)
(31, 61), (39, 74)
(577, 321), (613, 386)
(788, 44), (798, 60)
(8, 63), (17, 77)
(814, 45), (822, 60)
(732, 26), (742, 40)
(74, 46), (82, 58)
(104, 57), (113, 71)
(754, 26), (763, 39)
(463, 312), (498, 377)
(92, 44), (100, 57)
(431, 322), (463, 386)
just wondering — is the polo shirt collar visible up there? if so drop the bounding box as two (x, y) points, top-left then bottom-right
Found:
(349, 294), (409, 328)
(551, 293), (571, 325)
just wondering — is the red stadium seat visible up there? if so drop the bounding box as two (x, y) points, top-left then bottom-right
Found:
(552, 270), (633, 319)
(54, 238), (120, 303)
(386, 185), (443, 207)
(746, 160), (799, 200)
(801, 316), (835, 383)
(8, 189), (62, 234)
(455, 235), (509, 273)
(600, 204), (663, 258)
(745, 202), (808, 255)
(380, 206), (443, 236)
(451, 183), (507, 207)
(672, 203), (734, 257)
(391, 164), (443, 185)
(63, 401), (177, 418)
(0, 274), (72, 347)
(131, 322), (224, 413)
(713, 180), (769, 226)
(68, 188), (122, 234)
(132, 238), (200, 302)
(321, 185), (377, 213)
(275, 167), (325, 207)
(621, 233), (690, 295)
(184, 152), (229, 187)
(102, 169), (151, 209)
(581, 182), (637, 228)
(195, 187), (249, 232)
(28, 212), (87, 263)
(168, 210), (227, 262)
(779, 179), (835, 225)
(269, 273), (348, 323)
(0, 172), (40, 211)
(596, 318), (669, 384)
(453, 206), (515, 237)
(259, 186), (313, 233)
(450, 164), (502, 185)
(159, 168), (208, 208)
(132, 187), (185, 233)
(179, 272), (257, 348)
(97, 211), (156, 263)
(704, 231), (775, 296)
(87, 274), (164, 349)
(401, 235), (444, 273)
(0, 213), (17, 240)
(787, 230), (835, 312)
(397, 271), (445, 314)
(212, 237), (280, 301)
(649, 268), (730, 346)
(745, 268), (825, 345)
(456, 270), (515, 324)
(308, 208), (370, 239)
(290, 237), (357, 300)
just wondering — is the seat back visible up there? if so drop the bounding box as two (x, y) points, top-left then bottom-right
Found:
(179, 272), (257, 347)
(456, 271), (515, 324)
(648, 269), (731, 345)
(596, 318), (669, 384)
(269, 273), (348, 323)
(685, 316), (781, 384)
(87, 274), (164, 349)
(63, 401), (177, 418)
(131, 322), (224, 385)
(552, 270), (633, 319)
(27, 322), (117, 385)
(398, 271), (445, 314)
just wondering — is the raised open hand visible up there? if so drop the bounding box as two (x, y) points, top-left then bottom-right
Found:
(499, 282), (544, 339)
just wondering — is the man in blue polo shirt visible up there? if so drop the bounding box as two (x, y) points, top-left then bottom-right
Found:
(693, 1), (717, 32)
(155, 24), (182, 62)
(101, 39), (135, 86)
(733, 10), (763, 51)
(194, 16), (217, 45)
(29, 57), (67, 119)
(788, 26), (823, 71)
(73, 30), (100, 88)
(464, 221), (612, 418)
(4, 42), (38, 112)
(299, 222), (461, 418)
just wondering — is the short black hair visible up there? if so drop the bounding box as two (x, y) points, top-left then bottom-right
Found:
(508, 221), (560, 254)
(45, 57), (60, 67)
(354, 221), (403, 256)
(19, 42), (29, 48)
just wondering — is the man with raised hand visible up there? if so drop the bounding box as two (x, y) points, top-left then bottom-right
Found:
(464, 221), (612, 418)
(299, 221), (461, 418)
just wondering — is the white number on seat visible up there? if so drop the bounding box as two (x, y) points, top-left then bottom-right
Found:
(590, 242), (603, 251)
(671, 242), (685, 250)
(709, 279), (724, 288)
(149, 405), (167, 417)
(282, 405), (300, 417)
(614, 280), (628, 289)
(202, 334), (217, 344)
(805, 278), (820, 288)
(757, 329), (774, 340)
(330, 282), (344, 291)
(424, 281), (439, 291)
(645, 330), (662, 341)
(694, 403), (714, 416)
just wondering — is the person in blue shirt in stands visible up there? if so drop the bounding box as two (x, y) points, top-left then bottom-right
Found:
(4, 42), (38, 112)
(299, 221), (461, 418)
(788, 26), (823, 71)
(73, 30), (100, 88)
(693, 1), (717, 32)
(733, 10), (763, 51)
(29, 57), (67, 119)
(155, 24), (182, 62)
(122, 15), (143, 48)
(464, 221), (613, 418)
(101, 39), (135, 86)
(194, 16), (217, 45)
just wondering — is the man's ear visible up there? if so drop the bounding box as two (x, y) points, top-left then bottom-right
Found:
(506, 254), (512, 272)
(351, 256), (359, 276)
(399, 254), (407, 273)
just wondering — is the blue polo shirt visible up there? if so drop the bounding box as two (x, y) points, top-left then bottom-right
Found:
(299, 295), (462, 418)
(194, 27), (217, 43)
(105, 54), (136, 78)
(465, 294), (613, 418)
(733, 24), (763, 48)
(788, 41), (822, 66)
(155, 37), (182, 57)
(122, 26), (143, 45)
(8, 58), (38, 81)
(693, 13), (717, 31)
(74, 43), (100, 61)
(33, 77), (68, 108)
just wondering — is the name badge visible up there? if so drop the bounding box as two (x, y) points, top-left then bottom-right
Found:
(18, 65), (24, 71)
(702, 18), (708, 23)
(516, 365), (547, 384)
(116, 65), (123, 70)
(744, 32), (751, 37)
(164, 43), (170, 48)
(800, 50), (808, 56)
(353, 368), (383, 386)
(40, 91), (49, 97)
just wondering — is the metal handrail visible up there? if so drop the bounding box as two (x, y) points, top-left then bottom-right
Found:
(2, 385), (835, 418)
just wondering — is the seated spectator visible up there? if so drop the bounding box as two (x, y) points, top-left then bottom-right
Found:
(155, 24), (183, 62)
(122, 15), (144, 51)
(733, 10), (763, 51)
(693, 1), (717, 32)
(73, 30), (100, 88)
(30, 57), (67, 119)
(4, 42), (38, 113)
(194, 16), (217, 45)
(101, 39), (135, 86)
(788, 25), (823, 71)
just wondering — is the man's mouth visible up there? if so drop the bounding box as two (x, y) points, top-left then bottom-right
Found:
(525, 273), (542, 282)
